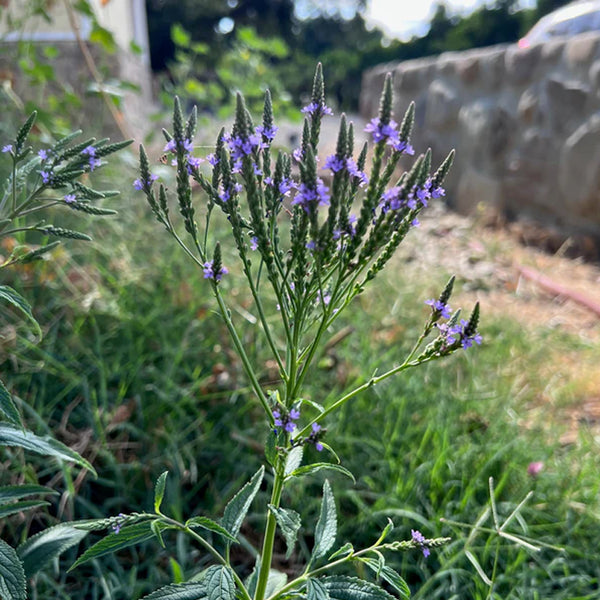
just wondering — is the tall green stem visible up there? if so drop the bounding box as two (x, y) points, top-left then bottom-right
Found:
(254, 468), (285, 600)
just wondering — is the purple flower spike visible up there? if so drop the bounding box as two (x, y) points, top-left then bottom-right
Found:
(301, 101), (333, 117)
(324, 154), (345, 173)
(203, 260), (228, 282)
(411, 529), (431, 558)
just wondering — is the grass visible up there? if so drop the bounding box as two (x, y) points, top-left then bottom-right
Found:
(2, 159), (600, 599)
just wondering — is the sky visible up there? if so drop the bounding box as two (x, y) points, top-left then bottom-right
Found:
(364, 0), (535, 40)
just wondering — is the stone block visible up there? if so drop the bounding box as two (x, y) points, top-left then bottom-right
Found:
(425, 79), (460, 128)
(457, 56), (479, 84)
(505, 44), (542, 85)
(546, 77), (590, 133)
(566, 32), (600, 68)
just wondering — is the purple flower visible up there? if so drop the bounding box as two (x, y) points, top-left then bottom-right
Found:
(89, 158), (101, 171)
(292, 179), (330, 212)
(425, 299), (452, 319)
(301, 101), (333, 117)
(365, 117), (398, 143)
(279, 178), (294, 197)
(411, 218), (420, 227)
(346, 158), (369, 186)
(111, 513), (126, 535)
(183, 139), (194, 153)
(64, 194), (77, 204)
(82, 145), (96, 157)
(38, 149), (49, 160)
(133, 173), (158, 191)
(250, 236), (258, 251)
(164, 139), (176, 153)
(324, 154), (345, 173)
(306, 240), (316, 250)
(411, 530), (430, 558)
(253, 163), (263, 176)
(187, 155), (204, 174)
(203, 260), (228, 282)
(207, 153), (219, 166)
(309, 422), (324, 451)
(292, 147), (303, 163)
(226, 132), (262, 162)
(40, 170), (53, 185)
(256, 124), (278, 141)
(2, 144), (13, 153)
(389, 138), (415, 155)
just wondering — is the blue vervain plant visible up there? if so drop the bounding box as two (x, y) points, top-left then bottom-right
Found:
(0, 112), (131, 599)
(70, 64), (481, 600)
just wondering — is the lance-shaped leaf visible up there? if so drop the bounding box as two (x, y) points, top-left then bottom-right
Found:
(140, 582), (208, 600)
(205, 565), (236, 600)
(268, 505), (301, 558)
(360, 558), (410, 599)
(307, 578), (330, 600)
(185, 516), (238, 543)
(284, 446), (303, 476)
(0, 500), (50, 519)
(154, 471), (168, 513)
(0, 539), (26, 600)
(17, 524), (88, 578)
(323, 576), (396, 600)
(69, 521), (155, 571)
(0, 424), (95, 474)
(221, 466), (264, 541)
(0, 379), (21, 426)
(0, 285), (41, 337)
(311, 480), (337, 562)
(287, 462), (355, 483)
(0, 484), (57, 505)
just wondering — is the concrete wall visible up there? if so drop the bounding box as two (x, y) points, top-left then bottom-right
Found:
(360, 33), (600, 251)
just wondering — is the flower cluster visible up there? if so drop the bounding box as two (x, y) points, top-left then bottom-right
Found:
(291, 179), (330, 212)
(365, 117), (415, 154)
(2, 144), (13, 153)
(301, 101), (333, 117)
(40, 170), (54, 185)
(203, 260), (228, 282)
(133, 173), (159, 191)
(436, 319), (482, 350)
(425, 298), (452, 319)
(82, 145), (101, 171)
(324, 154), (368, 186)
(273, 407), (300, 434)
(411, 529), (431, 558)
(379, 178), (444, 215)
(164, 138), (204, 174)
(225, 129), (268, 173)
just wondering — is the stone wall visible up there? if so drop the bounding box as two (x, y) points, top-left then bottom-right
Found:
(360, 33), (600, 252)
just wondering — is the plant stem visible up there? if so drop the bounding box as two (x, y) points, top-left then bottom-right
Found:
(254, 468), (285, 600)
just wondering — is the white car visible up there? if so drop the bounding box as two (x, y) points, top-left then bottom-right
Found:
(518, 0), (600, 48)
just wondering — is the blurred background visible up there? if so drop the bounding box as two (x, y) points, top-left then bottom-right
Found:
(2, 1), (600, 599)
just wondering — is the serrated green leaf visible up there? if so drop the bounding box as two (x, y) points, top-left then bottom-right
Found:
(185, 516), (238, 543)
(307, 577), (330, 600)
(0, 500), (49, 519)
(288, 462), (355, 483)
(312, 480), (337, 562)
(154, 471), (168, 513)
(205, 565), (236, 600)
(0, 379), (21, 426)
(268, 505), (301, 559)
(0, 285), (41, 337)
(17, 523), (87, 577)
(284, 446), (303, 476)
(221, 466), (264, 541)
(323, 576), (396, 600)
(265, 429), (278, 467)
(0, 539), (26, 600)
(0, 424), (96, 474)
(140, 582), (208, 600)
(360, 558), (410, 599)
(69, 521), (155, 571)
(0, 484), (57, 505)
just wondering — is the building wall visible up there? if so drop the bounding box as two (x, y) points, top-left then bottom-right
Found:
(360, 33), (600, 251)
